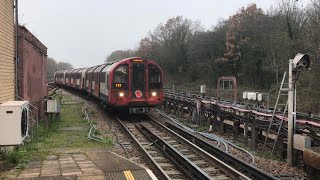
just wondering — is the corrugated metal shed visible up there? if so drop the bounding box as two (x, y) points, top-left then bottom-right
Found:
(18, 25), (48, 118)
(0, 0), (15, 103)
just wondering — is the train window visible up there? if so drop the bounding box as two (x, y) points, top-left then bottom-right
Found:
(132, 64), (145, 90)
(93, 72), (96, 81)
(114, 65), (128, 83)
(100, 72), (106, 83)
(148, 64), (162, 89)
(89, 71), (92, 80)
(107, 75), (109, 85)
(95, 72), (99, 81)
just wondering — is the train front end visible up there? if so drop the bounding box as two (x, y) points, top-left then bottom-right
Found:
(111, 57), (163, 114)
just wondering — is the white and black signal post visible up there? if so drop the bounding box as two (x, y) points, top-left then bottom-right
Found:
(287, 53), (310, 166)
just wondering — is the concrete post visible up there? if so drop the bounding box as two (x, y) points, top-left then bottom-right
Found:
(278, 134), (284, 160)
(174, 103), (177, 115)
(233, 120), (240, 140)
(244, 122), (249, 145)
(219, 115), (225, 134)
(288, 59), (294, 166)
(251, 119), (257, 150)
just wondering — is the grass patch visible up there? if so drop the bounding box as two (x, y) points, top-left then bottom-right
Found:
(197, 125), (210, 132)
(252, 150), (281, 161)
(0, 93), (112, 168)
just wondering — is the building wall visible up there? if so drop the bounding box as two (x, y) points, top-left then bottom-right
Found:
(0, 0), (15, 103)
(18, 26), (48, 118)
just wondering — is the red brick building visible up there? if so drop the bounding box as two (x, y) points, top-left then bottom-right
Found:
(18, 25), (48, 118)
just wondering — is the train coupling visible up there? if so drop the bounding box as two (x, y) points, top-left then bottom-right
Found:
(129, 107), (150, 114)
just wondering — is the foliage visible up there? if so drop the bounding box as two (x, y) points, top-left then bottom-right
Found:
(105, 50), (136, 63)
(47, 57), (73, 80)
(105, 1), (320, 113)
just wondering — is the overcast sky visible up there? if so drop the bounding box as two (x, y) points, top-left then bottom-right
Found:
(18, 0), (306, 68)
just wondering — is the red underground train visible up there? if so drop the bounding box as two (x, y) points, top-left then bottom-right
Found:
(54, 57), (164, 114)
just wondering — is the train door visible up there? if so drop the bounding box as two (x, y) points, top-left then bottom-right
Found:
(131, 63), (145, 99)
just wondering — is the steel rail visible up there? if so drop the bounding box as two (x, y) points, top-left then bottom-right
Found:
(115, 116), (171, 180)
(147, 115), (251, 180)
(164, 120), (278, 180)
(137, 123), (212, 180)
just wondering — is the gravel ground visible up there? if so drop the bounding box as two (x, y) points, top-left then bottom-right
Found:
(0, 160), (15, 176)
(63, 90), (151, 169)
(66, 91), (307, 179)
(148, 109), (307, 180)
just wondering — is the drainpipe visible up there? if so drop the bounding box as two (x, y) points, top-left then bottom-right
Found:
(15, 0), (19, 100)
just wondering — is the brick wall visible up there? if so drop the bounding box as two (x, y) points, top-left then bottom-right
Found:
(18, 26), (48, 118)
(0, 0), (15, 103)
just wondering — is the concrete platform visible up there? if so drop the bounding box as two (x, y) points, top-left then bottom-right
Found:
(13, 151), (157, 180)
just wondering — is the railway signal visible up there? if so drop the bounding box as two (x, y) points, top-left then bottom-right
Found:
(287, 53), (310, 166)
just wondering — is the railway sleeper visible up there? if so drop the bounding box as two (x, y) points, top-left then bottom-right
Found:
(184, 154), (196, 158)
(165, 140), (179, 144)
(214, 175), (231, 180)
(203, 167), (221, 174)
(142, 145), (153, 150)
(171, 144), (181, 148)
(157, 163), (174, 167)
(155, 159), (170, 163)
(152, 156), (166, 161)
(179, 149), (192, 153)
(162, 136), (171, 140)
(165, 170), (183, 175)
(192, 160), (209, 165)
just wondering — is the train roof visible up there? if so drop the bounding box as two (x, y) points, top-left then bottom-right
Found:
(54, 57), (160, 75)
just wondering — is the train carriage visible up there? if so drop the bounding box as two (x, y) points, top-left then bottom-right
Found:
(54, 71), (61, 84)
(92, 64), (107, 97)
(72, 68), (82, 89)
(79, 68), (88, 90)
(85, 66), (98, 93)
(62, 70), (67, 85)
(70, 69), (78, 88)
(65, 69), (73, 86)
(54, 57), (163, 114)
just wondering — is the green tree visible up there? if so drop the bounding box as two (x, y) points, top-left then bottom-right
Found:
(57, 62), (73, 70)
(47, 57), (58, 80)
(105, 50), (136, 63)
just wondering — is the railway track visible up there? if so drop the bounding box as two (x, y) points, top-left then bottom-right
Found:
(164, 120), (278, 180)
(116, 115), (254, 180)
(59, 87), (278, 179)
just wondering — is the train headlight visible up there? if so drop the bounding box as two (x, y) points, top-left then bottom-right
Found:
(151, 91), (157, 97)
(119, 92), (124, 97)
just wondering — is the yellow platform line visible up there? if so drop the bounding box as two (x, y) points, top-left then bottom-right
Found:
(123, 170), (135, 180)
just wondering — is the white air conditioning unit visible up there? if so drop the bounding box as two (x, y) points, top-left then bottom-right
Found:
(0, 101), (29, 146)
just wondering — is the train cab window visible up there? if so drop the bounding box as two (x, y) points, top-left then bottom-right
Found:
(132, 64), (145, 90)
(113, 64), (128, 88)
(148, 64), (162, 89)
